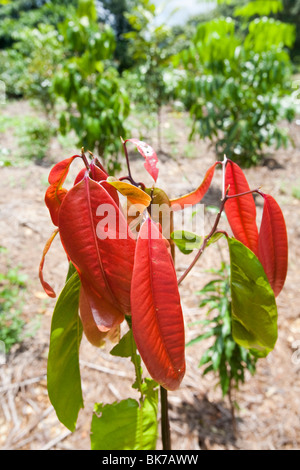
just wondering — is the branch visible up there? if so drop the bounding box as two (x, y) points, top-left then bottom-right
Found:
(177, 184), (260, 286)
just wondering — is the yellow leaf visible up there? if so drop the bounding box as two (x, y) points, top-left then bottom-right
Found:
(107, 180), (151, 207)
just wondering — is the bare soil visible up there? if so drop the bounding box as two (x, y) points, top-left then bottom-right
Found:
(0, 101), (300, 450)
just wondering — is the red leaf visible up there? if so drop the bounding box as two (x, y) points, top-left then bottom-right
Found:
(74, 162), (119, 205)
(39, 229), (59, 298)
(79, 285), (120, 347)
(74, 161), (108, 186)
(170, 162), (218, 210)
(79, 276), (124, 332)
(45, 185), (68, 227)
(225, 160), (259, 255)
(45, 155), (80, 226)
(48, 155), (80, 186)
(131, 217), (185, 391)
(73, 168), (87, 186)
(258, 193), (288, 297)
(125, 138), (159, 182)
(58, 175), (136, 330)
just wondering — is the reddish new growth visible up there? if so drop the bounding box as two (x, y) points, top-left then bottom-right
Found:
(39, 140), (288, 391)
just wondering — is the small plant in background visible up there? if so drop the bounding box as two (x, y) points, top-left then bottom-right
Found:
(187, 262), (257, 436)
(123, 0), (183, 152)
(0, 254), (28, 353)
(16, 118), (55, 163)
(292, 183), (300, 200)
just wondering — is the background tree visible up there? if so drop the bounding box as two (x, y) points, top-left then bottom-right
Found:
(99, 0), (137, 73)
(123, 0), (182, 152)
(53, 0), (130, 172)
(175, 5), (296, 166)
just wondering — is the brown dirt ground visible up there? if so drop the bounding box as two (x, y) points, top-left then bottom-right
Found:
(0, 101), (300, 450)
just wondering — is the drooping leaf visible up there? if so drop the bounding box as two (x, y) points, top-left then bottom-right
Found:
(58, 175), (136, 330)
(258, 193), (288, 297)
(91, 396), (158, 450)
(228, 237), (278, 358)
(125, 138), (159, 182)
(47, 271), (84, 431)
(170, 162), (218, 210)
(225, 160), (259, 255)
(39, 229), (59, 298)
(131, 217), (185, 391)
(79, 286), (120, 347)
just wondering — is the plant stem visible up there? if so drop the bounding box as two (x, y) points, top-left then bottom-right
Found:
(178, 193), (228, 286)
(120, 138), (142, 187)
(160, 386), (171, 450)
(121, 137), (133, 181)
(80, 148), (90, 170)
(228, 380), (237, 439)
(177, 182), (261, 286)
(226, 188), (261, 200)
(159, 234), (176, 451)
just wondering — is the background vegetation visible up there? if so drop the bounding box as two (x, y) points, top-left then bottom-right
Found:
(0, 0), (298, 168)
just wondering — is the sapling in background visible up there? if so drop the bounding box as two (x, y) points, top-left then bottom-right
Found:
(187, 262), (257, 437)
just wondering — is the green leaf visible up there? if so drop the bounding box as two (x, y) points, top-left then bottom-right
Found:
(66, 262), (77, 281)
(234, 1), (283, 18)
(110, 328), (145, 393)
(207, 232), (225, 246)
(227, 238), (278, 358)
(110, 329), (133, 358)
(91, 396), (158, 450)
(171, 230), (202, 254)
(47, 271), (83, 431)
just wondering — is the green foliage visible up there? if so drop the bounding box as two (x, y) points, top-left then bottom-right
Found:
(171, 230), (203, 255)
(171, 230), (224, 255)
(47, 267), (159, 448)
(91, 394), (158, 450)
(177, 15), (296, 166)
(47, 270), (83, 432)
(0, 263), (28, 353)
(228, 238), (278, 357)
(92, 328), (159, 450)
(16, 117), (55, 162)
(187, 262), (257, 397)
(0, 23), (64, 107)
(234, 0), (284, 17)
(53, 0), (130, 172)
(292, 184), (300, 200)
(100, 0), (137, 73)
(0, 0), (78, 49)
(275, 0), (300, 64)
